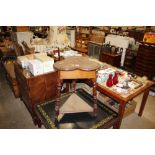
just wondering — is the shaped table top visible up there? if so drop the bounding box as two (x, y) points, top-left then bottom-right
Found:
(53, 56), (101, 71)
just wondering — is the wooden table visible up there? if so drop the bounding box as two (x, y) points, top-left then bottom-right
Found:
(86, 61), (154, 128)
(97, 81), (153, 128)
(53, 56), (100, 119)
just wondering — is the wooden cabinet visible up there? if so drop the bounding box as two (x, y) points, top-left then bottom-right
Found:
(14, 63), (58, 126)
(99, 52), (121, 67)
(74, 26), (107, 53)
(135, 42), (155, 80)
(128, 30), (144, 42)
(123, 48), (137, 72)
(75, 26), (92, 53)
(88, 42), (102, 60)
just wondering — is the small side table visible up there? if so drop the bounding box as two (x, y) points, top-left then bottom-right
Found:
(53, 56), (100, 119)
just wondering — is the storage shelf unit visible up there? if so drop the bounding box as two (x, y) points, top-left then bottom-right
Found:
(75, 26), (92, 53)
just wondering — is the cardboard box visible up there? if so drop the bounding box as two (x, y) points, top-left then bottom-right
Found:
(28, 60), (43, 76)
(17, 56), (29, 69)
(123, 100), (137, 118)
(35, 55), (54, 73)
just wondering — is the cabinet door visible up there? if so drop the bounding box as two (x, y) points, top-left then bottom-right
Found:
(88, 42), (101, 59)
(28, 76), (46, 104)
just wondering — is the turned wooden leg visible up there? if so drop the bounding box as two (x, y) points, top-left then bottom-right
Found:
(113, 101), (126, 129)
(138, 88), (150, 117)
(35, 117), (42, 128)
(92, 79), (97, 115)
(32, 114), (42, 128)
(72, 80), (76, 93)
(55, 79), (62, 118)
(32, 105), (42, 128)
(66, 81), (70, 93)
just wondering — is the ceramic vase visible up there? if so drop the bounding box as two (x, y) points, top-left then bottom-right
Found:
(106, 74), (113, 87)
(113, 72), (118, 85)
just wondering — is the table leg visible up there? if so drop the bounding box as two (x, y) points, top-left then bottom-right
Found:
(113, 101), (126, 129)
(65, 81), (70, 93)
(55, 79), (62, 118)
(138, 88), (150, 117)
(92, 79), (97, 115)
(72, 80), (76, 93)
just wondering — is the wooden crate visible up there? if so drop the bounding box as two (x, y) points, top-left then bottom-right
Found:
(122, 100), (137, 118)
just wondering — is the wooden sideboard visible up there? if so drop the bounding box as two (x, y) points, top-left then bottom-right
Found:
(14, 63), (58, 126)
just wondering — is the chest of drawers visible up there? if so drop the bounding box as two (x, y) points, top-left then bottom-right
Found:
(14, 63), (58, 126)
(135, 42), (155, 80)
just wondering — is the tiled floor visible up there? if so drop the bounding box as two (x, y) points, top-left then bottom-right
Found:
(0, 65), (155, 129)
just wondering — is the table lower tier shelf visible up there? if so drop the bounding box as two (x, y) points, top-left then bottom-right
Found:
(35, 88), (119, 129)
